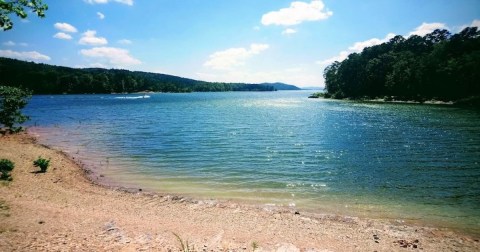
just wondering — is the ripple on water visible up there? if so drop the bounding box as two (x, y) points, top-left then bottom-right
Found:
(25, 92), (480, 234)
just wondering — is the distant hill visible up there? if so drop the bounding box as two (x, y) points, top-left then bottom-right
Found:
(0, 57), (300, 94)
(259, 82), (301, 90)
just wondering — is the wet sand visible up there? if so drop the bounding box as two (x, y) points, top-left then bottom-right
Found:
(0, 132), (478, 251)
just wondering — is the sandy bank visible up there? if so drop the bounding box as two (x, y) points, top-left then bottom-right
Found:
(0, 133), (478, 251)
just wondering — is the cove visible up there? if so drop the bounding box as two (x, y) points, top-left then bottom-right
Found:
(25, 90), (480, 234)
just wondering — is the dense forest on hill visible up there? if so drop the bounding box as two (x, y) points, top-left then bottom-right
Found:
(323, 27), (480, 103)
(0, 57), (299, 94)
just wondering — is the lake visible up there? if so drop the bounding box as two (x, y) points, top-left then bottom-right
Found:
(25, 91), (480, 234)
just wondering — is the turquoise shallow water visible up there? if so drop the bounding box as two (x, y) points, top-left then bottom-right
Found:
(25, 91), (480, 234)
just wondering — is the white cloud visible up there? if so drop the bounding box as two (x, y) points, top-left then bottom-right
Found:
(54, 32), (73, 40)
(79, 30), (108, 46)
(2, 41), (29, 47)
(348, 33), (395, 52)
(196, 67), (322, 87)
(54, 22), (78, 33)
(85, 0), (108, 3)
(115, 0), (133, 4)
(80, 47), (141, 67)
(320, 22), (451, 66)
(97, 12), (105, 20)
(261, 0), (332, 26)
(316, 22), (453, 69)
(408, 22), (448, 37)
(455, 19), (480, 32)
(204, 43), (269, 70)
(316, 33), (395, 66)
(89, 62), (108, 68)
(84, 0), (133, 6)
(472, 19), (480, 28)
(3, 41), (15, 46)
(0, 50), (50, 61)
(316, 50), (350, 66)
(250, 44), (269, 54)
(117, 39), (132, 45)
(282, 28), (297, 35)
(317, 32), (395, 66)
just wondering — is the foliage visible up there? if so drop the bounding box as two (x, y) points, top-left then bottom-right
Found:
(323, 27), (480, 103)
(33, 156), (50, 173)
(0, 58), (298, 94)
(0, 86), (32, 132)
(0, 159), (14, 180)
(0, 0), (48, 31)
(308, 92), (325, 98)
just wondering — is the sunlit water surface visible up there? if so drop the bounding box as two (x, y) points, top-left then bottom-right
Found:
(24, 91), (480, 234)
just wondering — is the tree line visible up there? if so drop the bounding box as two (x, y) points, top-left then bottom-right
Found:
(0, 57), (282, 94)
(323, 27), (480, 103)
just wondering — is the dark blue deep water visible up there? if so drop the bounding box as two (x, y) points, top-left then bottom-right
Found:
(24, 91), (480, 233)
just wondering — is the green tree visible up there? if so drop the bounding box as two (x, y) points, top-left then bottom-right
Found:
(323, 27), (480, 104)
(323, 61), (341, 97)
(0, 86), (32, 132)
(0, 0), (48, 31)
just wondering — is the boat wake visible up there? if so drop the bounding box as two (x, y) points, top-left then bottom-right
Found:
(115, 95), (151, 99)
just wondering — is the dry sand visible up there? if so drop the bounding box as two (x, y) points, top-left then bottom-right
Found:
(0, 133), (478, 251)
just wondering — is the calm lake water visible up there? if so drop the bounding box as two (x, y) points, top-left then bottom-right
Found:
(25, 91), (480, 234)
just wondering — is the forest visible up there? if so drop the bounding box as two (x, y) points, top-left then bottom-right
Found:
(0, 57), (299, 94)
(323, 27), (480, 104)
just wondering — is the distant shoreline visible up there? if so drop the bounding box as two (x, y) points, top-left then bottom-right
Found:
(358, 98), (453, 105)
(1, 57), (300, 95)
(308, 93), (480, 108)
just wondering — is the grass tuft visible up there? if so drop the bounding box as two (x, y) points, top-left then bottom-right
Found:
(173, 232), (195, 252)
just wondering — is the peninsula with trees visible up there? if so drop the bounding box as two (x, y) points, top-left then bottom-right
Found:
(316, 27), (480, 107)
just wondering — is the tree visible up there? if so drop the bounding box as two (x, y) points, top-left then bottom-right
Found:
(323, 61), (341, 96)
(425, 29), (451, 44)
(0, 86), (32, 132)
(322, 26), (480, 104)
(0, 0), (48, 31)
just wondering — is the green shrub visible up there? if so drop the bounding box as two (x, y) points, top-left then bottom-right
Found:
(0, 86), (32, 133)
(33, 157), (50, 173)
(0, 159), (14, 181)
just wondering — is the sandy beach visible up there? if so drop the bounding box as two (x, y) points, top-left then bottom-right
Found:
(0, 132), (478, 251)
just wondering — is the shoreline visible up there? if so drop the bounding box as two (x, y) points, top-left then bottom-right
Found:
(310, 95), (480, 109)
(308, 95), (456, 106)
(1, 132), (479, 251)
(28, 127), (477, 236)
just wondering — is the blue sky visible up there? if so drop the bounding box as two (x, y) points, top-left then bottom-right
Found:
(1, 0), (479, 87)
